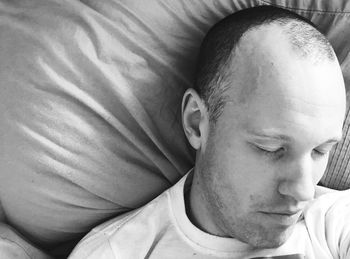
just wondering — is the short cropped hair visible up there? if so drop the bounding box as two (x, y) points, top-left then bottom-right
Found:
(194, 5), (336, 124)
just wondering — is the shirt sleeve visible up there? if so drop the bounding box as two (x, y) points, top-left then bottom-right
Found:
(68, 234), (115, 259)
(304, 190), (350, 258)
(325, 191), (350, 259)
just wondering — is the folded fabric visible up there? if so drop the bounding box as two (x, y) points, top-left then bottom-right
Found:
(0, 223), (51, 259)
(0, 0), (349, 257)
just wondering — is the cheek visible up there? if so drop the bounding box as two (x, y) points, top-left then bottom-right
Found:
(220, 143), (278, 187)
(217, 152), (277, 209)
(208, 134), (279, 208)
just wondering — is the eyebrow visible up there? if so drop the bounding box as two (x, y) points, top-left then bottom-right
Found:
(322, 138), (341, 145)
(246, 130), (291, 141)
(247, 129), (342, 144)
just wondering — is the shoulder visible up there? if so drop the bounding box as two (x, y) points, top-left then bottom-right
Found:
(306, 189), (350, 214)
(304, 189), (350, 223)
(304, 189), (350, 258)
(69, 190), (173, 258)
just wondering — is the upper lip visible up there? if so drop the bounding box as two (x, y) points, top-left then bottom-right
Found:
(263, 210), (302, 216)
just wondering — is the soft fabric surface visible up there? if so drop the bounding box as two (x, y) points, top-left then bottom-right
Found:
(0, 0), (349, 256)
(68, 173), (350, 259)
(0, 223), (51, 259)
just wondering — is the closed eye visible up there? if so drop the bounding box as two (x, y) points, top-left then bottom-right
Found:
(312, 142), (338, 159)
(312, 148), (330, 158)
(256, 145), (280, 153)
(253, 144), (285, 158)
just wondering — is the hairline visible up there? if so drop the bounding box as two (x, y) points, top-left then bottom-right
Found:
(207, 19), (336, 126)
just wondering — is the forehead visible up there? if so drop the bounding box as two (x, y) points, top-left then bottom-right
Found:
(241, 91), (344, 144)
(219, 26), (346, 144)
(218, 89), (344, 149)
(228, 23), (345, 108)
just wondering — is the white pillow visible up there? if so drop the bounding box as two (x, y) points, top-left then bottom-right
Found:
(0, 0), (349, 256)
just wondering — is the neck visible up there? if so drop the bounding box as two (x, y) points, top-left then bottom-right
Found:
(185, 170), (224, 237)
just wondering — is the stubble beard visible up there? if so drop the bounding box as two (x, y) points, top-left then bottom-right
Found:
(197, 152), (292, 249)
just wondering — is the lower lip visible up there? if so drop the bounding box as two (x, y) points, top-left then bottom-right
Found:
(260, 212), (300, 226)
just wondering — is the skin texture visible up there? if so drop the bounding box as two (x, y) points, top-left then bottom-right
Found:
(182, 24), (346, 248)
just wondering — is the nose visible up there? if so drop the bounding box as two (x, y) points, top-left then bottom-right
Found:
(278, 156), (315, 202)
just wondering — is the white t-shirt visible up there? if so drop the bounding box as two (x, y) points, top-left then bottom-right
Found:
(69, 172), (350, 259)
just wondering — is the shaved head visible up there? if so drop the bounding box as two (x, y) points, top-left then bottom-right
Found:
(194, 5), (337, 123)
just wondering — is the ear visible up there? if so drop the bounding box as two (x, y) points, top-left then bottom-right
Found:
(181, 88), (209, 151)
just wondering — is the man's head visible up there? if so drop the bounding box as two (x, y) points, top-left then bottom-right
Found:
(194, 5), (336, 124)
(182, 6), (346, 248)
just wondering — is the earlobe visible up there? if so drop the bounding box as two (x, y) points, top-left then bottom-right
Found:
(181, 89), (209, 150)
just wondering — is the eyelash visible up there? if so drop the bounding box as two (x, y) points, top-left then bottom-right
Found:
(312, 149), (329, 158)
(255, 145), (329, 159)
(255, 145), (284, 158)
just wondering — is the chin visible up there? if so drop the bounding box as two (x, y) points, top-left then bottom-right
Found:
(255, 236), (288, 249)
(246, 224), (293, 249)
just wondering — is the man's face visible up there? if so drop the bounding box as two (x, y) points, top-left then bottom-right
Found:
(194, 26), (346, 248)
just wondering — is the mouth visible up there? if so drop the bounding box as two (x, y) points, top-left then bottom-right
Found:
(259, 210), (302, 226)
